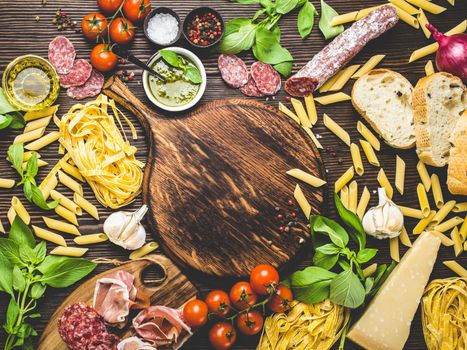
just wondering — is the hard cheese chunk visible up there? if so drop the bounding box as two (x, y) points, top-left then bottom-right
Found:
(347, 232), (441, 350)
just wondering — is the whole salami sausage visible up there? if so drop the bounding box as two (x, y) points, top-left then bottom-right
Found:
(285, 5), (399, 97)
(48, 36), (76, 75)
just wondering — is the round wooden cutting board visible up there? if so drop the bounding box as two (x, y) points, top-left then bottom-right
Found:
(104, 77), (325, 277)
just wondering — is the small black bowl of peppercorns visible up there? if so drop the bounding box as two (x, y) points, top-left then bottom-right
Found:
(182, 7), (224, 50)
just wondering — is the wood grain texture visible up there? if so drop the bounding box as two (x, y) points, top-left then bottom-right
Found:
(104, 77), (324, 277)
(38, 254), (198, 350)
(0, 0), (466, 349)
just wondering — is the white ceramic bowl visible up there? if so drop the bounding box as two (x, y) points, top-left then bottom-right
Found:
(142, 47), (206, 112)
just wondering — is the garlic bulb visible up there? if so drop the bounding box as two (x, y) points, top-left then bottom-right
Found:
(362, 188), (404, 239)
(104, 205), (148, 250)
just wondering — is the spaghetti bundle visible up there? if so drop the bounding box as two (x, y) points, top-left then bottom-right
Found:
(59, 95), (143, 209)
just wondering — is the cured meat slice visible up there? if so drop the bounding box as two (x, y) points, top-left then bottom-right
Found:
(48, 36), (76, 74)
(251, 62), (281, 95)
(240, 74), (265, 97)
(285, 5), (399, 97)
(87, 332), (120, 350)
(60, 59), (93, 88)
(117, 337), (157, 350)
(67, 69), (105, 100)
(218, 54), (248, 88)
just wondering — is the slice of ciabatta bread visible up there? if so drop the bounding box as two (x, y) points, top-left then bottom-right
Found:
(447, 110), (467, 195)
(412, 72), (466, 167)
(352, 69), (415, 149)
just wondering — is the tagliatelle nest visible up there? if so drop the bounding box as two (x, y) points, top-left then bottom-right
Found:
(59, 95), (144, 209)
(257, 300), (349, 350)
(421, 277), (467, 350)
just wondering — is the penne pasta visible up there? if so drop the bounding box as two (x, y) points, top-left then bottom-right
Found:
(286, 169), (326, 187)
(363, 263), (378, 278)
(291, 98), (311, 128)
(377, 168), (393, 199)
(22, 159), (47, 171)
(40, 174), (58, 200)
(11, 196), (30, 225)
(340, 186), (349, 210)
(389, 0), (419, 15)
(14, 127), (45, 144)
(294, 184), (311, 218)
(417, 183), (431, 217)
(130, 242), (159, 260)
(413, 210), (436, 235)
(25, 131), (60, 151)
(323, 114), (351, 146)
(390, 237), (400, 262)
(55, 205), (78, 226)
(431, 200), (456, 225)
(424, 60), (435, 76)
(389, 4), (419, 28)
(0, 178), (15, 188)
(303, 127), (323, 149)
(399, 226), (412, 247)
(23, 151), (41, 162)
(395, 156), (406, 195)
(314, 92), (351, 105)
(356, 186), (370, 219)
(24, 105), (59, 121)
(23, 116), (52, 133)
(359, 140), (380, 166)
(43, 217), (80, 236)
(399, 206), (424, 219)
(319, 70), (345, 93)
(356, 5), (384, 20)
(278, 103), (300, 124)
(357, 122), (381, 151)
(0, 219), (4, 234)
(417, 161), (431, 191)
(330, 11), (358, 26)
(418, 9), (431, 38)
(50, 246), (88, 257)
(329, 65), (361, 91)
(405, 0), (446, 14)
(459, 214), (467, 241)
(450, 227), (462, 257)
(58, 170), (83, 195)
(434, 216), (464, 233)
(445, 0), (454, 5)
(430, 174), (444, 208)
(59, 160), (84, 182)
(50, 190), (82, 215)
(453, 202), (467, 213)
(335, 166), (354, 192)
(74, 233), (108, 245)
(7, 206), (16, 225)
(74, 193), (99, 220)
(348, 181), (358, 213)
(443, 260), (467, 278)
(304, 95), (317, 125)
(352, 55), (386, 79)
(350, 143), (364, 176)
(32, 225), (67, 246)
(432, 231), (454, 247)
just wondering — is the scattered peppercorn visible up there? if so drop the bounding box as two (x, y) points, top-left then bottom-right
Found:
(35, 16), (40, 22)
(287, 199), (293, 206)
(284, 96), (291, 102)
(279, 226), (285, 232)
(53, 9), (78, 32)
(186, 12), (223, 47)
(277, 214), (283, 219)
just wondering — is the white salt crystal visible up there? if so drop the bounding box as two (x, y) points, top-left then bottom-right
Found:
(147, 13), (179, 45)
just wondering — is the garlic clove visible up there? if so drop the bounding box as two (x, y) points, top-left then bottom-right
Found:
(121, 225), (146, 250)
(104, 206), (148, 250)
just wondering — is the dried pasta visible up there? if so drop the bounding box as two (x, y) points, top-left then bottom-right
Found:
(350, 143), (364, 176)
(430, 174), (444, 209)
(130, 242), (159, 260)
(340, 186), (349, 209)
(14, 127), (45, 144)
(395, 155), (405, 195)
(425, 60), (435, 76)
(434, 217), (464, 233)
(399, 205), (424, 219)
(377, 168), (393, 199)
(390, 237), (400, 262)
(359, 140), (380, 166)
(330, 11), (358, 26)
(303, 127), (323, 149)
(314, 92), (351, 105)
(32, 225), (66, 246)
(50, 246), (88, 257)
(389, 4), (419, 28)
(417, 9), (431, 39)
(352, 55), (386, 79)
(417, 161), (431, 191)
(55, 205), (78, 226)
(74, 233), (108, 245)
(348, 181), (358, 213)
(59, 160), (84, 182)
(319, 70), (345, 93)
(278, 102), (300, 124)
(453, 202), (467, 213)
(329, 65), (360, 91)
(50, 190), (82, 215)
(432, 230), (454, 247)
(25, 131), (59, 151)
(291, 98), (310, 128)
(11, 197), (30, 225)
(388, 0), (419, 15)
(74, 193), (99, 220)
(356, 186), (370, 219)
(323, 114), (350, 146)
(335, 166), (354, 192)
(43, 217), (80, 236)
(23, 116), (52, 133)
(405, 0), (446, 14)
(399, 226), (412, 247)
(356, 122), (380, 150)
(0, 178), (15, 189)
(450, 227), (463, 257)
(24, 105), (59, 122)
(443, 261), (467, 277)
(417, 183), (431, 217)
(363, 263), (377, 277)
(58, 170), (83, 195)
(286, 169), (326, 188)
(304, 95), (317, 125)
(294, 184), (311, 218)
(431, 200), (456, 225)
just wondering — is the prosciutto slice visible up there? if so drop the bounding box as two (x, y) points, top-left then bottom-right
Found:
(132, 306), (192, 349)
(117, 337), (157, 350)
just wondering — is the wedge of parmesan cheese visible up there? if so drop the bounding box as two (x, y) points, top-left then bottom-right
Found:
(347, 231), (441, 350)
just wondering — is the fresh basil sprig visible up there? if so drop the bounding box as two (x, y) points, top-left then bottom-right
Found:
(159, 50), (202, 84)
(0, 217), (96, 350)
(7, 143), (59, 210)
(318, 0), (344, 39)
(0, 89), (25, 131)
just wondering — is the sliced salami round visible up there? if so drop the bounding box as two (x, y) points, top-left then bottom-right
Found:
(87, 332), (120, 350)
(48, 36), (76, 74)
(67, 69), (105, 100)
(218, 54), (248, 88)
(240, 74), (265, 97)
(60, 59), (93, 88)
(251, 62), (281, 95)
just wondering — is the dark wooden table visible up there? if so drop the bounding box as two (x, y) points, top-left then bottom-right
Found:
(0, 0), (466, 349)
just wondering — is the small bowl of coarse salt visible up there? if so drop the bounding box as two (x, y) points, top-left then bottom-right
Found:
(144, 7), (182, 47)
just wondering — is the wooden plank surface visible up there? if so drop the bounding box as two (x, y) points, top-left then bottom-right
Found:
(0, 0), (466, 349)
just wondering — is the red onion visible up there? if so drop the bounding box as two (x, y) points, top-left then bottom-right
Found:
(426, 24), (466, 82)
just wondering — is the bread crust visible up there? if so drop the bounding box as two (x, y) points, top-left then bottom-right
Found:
(447, 111), (467, 195)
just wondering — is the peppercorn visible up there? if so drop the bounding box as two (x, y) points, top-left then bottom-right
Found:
(186, 11), (223, 46)
(287, 199), (293, 206)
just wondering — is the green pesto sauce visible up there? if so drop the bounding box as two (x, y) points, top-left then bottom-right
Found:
(146, 57), (200, 107)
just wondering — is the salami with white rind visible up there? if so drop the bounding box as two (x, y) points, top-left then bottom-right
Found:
(240, 74), (265, 97)
(251, 62), (281, 95)
(48, 36), (76, 74)
(60, 59), (93, 88)
(218, 54), (249, 88)
(67, 69), (105, 100)
(285, 5), (399, 97)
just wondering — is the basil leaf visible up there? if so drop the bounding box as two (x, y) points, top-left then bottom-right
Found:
(275, 0), (299, 14)
(315, 243), (341, 255)
(30, 282), (46, 300)
(26, 153), (38, 180)
(273, 61), (293, 77)
(370, 261), (397, 296)
(33, 241), (46, 264)
(6, 298), (19, 333)
(7, 143), (24, 177)
(0, 114), (12, 129)
(0, 88), (18, 114)
(294, 279), (332, 304)
(159, 50), (180, 68)
(329, 269), (365, 308)
(365, 277), (374, 294)
(30, 185), (59, 210)
(184, 64), (202, 84)
(7, 112), (25, 129)
(334, 193), (366, 249)
(224, 18), (252, 36)
(290, 266), (336, 287)
(297, 1), (318, 38)
(319, 0), (344, 40)
(38, 256), (96, 288)
(260, 0), (274, 14)
(0, 252), (14, 295)
(19, 246), (37, 266)
(310, 215), (349, 248)
(357, 248), (378, 264)
(220, 23), (257, 54)
(23, 181), (33, 202)
(338, 259), (351, 270)
(10, 216), (36, 249)
(228, 0), (259, 3)
(0, 238), (23, 266)
(253, 26), (293, 65)
(313, 250), (339, 270)
(13, 265), (26, 292)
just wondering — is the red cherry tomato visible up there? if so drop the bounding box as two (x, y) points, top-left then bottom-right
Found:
(250, 264), (279, 295)
(205, 290), (231, 317)
(182, 299), (208, 328)
(229, 281), (257, 310)
(267, 285), (293, 313)
(97, 0), (123, 14)
(209, 322), (237, 350)
(122, 0), (151, 23)
(236, 310), (264, 336)
(109, 18), (135, 45)
(81, 13), (108, 41)
(90, 44), (118, 72)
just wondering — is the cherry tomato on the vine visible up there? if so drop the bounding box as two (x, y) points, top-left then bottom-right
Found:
(97, 0), (123, 14)
(81, 13), (108, 41)
(109, 18), (135, 45)
(90, 44), (118, 72)
(123, 0), (151, 23)
(267, 284), (293, 313)
(229, 281), (257, 310)
(236, 310), (264, 336)
(209, 322), (237, 350)
(182, 299), (208, 328)
(205, 290), (231, 317)
(250, 264), (279, 295)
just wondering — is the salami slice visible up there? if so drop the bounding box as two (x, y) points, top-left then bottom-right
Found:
(218, 54), (248, 88)
(48, 36), (76, 74)
(251, 62), (281, 96)
(60, 59), (93, 88)
(240, 74), (265, 97)
(67, 69), (105, 100)
(285, 5), (399, 97)
(87, 332), (120, 350)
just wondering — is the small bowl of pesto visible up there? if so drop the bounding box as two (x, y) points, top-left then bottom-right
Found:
(143, 47), (206, 112)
